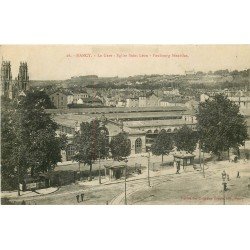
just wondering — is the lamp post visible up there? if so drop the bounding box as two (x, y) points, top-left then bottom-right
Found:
(98, 149), (101, 184)
(98, 121), (108, 185)
(147, 151), (151, 187)
(202, 146), (205, 178)
(17, 161), (20, 196)
(124, 158), (128, 205)
(222, 170), (227, 205)
(199, 140), (202, 169)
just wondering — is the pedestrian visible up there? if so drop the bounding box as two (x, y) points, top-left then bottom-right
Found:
(176, 161), (180, 174)
(237, 171), (240, 178)
(81, 193), (84, 202)
(227, 174), (230, 181)
(76, 194), (80, 203)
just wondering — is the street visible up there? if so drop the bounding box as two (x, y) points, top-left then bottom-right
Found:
(4, 159), (250, 205)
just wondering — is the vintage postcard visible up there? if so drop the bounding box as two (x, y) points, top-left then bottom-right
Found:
(1, 45), (250, 205)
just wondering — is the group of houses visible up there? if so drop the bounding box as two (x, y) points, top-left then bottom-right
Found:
(200, 89), (250, 110)
(49, 90), (104, 109)
(48, 87), (198, 110)
(103, 89), (198, 109)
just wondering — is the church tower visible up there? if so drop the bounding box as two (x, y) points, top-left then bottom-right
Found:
(17, 62), (29, 92)
(1, 61), (13, 99)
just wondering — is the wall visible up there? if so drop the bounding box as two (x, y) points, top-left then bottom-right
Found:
(50, 92), (68, 109)
(129, 134), (146, 154)
(139, 97), (146, 107)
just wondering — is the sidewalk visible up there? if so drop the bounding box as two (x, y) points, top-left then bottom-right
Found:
(77, 165), (177, 187)
(1, 187), (59, 199)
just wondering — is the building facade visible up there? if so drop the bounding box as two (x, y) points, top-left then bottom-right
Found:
(49, 106), (196, 160)
(126, 97), (139, 108)
(50, 92), (68, 109)
(1, 61), (29, 99)
(16, 62), (29, 93)
(73, 92), (89, 103)
(1, 61), (13, 99)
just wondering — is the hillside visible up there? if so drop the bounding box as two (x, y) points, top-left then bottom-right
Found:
(30, 69), (250, 90)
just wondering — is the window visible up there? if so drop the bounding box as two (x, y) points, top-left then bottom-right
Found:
(66, 144), (76, 161)
(135, 138), (142, 154)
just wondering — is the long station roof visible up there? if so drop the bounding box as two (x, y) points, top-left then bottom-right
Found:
(46, 106), (187, 115)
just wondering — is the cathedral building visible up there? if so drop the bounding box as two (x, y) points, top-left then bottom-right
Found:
(1, 61), (13, 99)
(1, 61), (30, 99)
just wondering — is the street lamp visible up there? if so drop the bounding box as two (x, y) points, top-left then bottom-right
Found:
(98, 149), (102, 184)
(202, 145), (205, 178)
(147, 151), (151, 187)
(221, 170), (227, 205)
(98, 121), (108, 185)
(124, 158), (128, 205)
(140, 152), (151, 187)
(17, 160), (21, 196)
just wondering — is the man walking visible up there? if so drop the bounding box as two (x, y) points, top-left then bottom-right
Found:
(76, 194), (80, 203)
(81, 193), (84, 202)
(176, 161), (180, 174)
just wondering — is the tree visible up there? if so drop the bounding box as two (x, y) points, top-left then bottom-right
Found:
(151, 130), (174, 163)
(58, 133), (68, 150)
(1, 92), (61, 191)
(1, 96), (18, 190)
(109, 132), (131, 161)
(196, 94), (248, 160)
(14, 92), (61, 176)
(23, 90), (55, 109)
(174, 125), (198, 153)
(72, 120), (109, 181)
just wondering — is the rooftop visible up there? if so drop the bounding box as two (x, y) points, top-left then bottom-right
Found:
(46, 106), (187, 115)
(123, 119), (195, 128)
(53, 114), (145, 135)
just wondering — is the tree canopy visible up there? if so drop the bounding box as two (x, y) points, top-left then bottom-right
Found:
(196, 94), (248, 159)
(22, 90), (55, 109)
(174, 125), (198, 153)
(151, 130), (174, 162)
(73, 120), (109, 180)
(109, 132), (131, 161)
(14, 92), (61, 175)
(1, 92), (61, 191)
(1, 96), (18, 190)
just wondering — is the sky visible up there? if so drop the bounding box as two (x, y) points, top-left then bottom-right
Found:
(1, 45), (250, 80)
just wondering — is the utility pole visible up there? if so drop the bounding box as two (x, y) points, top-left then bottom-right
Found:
(124, 158), (128, 205)
(17, 163), (20, 196)
(199, 140), (202, 169)
(98, 150), (101, 184)
(223, 183), (226, 205)
(147, 151), (151, 187)
(222, 171), (227, 205)
(202, 149), (205, 178)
